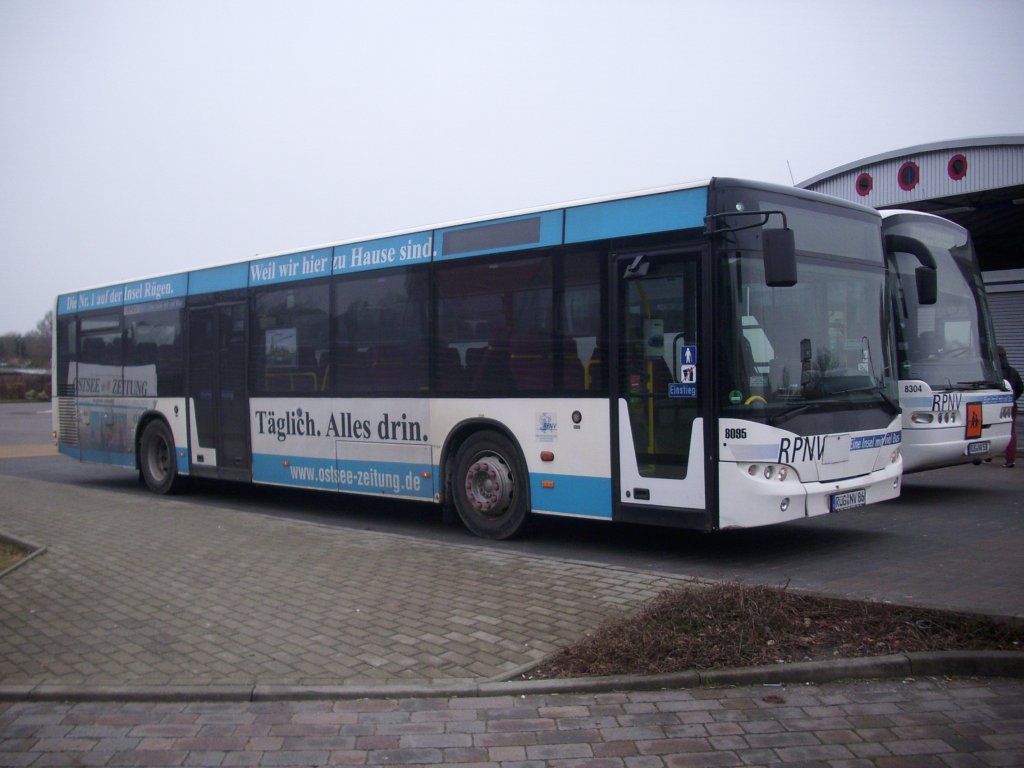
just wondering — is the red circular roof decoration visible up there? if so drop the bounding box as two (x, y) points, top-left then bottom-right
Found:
(898, 161), (920, 191)
(855, 172), (873, 196)
(948, 154), (968, 181)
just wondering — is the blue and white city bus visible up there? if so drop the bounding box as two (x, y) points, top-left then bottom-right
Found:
(54, 178), (903, 539)
(882, 210), (1013, 472)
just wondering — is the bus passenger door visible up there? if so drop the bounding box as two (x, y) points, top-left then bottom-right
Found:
(188, 301), (251, 481)
(614, 250), (707, 526)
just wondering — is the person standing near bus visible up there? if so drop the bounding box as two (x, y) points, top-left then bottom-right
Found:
(998, 345), (1022, 468)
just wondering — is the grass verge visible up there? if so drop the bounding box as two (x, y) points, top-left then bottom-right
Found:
(526, 582), (1024, 679)
(0, 538), (29, 573)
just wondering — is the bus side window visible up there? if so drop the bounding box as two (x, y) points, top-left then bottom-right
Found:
(560, 250), (603, 393)
(332, 267), (429, 395)
(251, 281), (330, 394)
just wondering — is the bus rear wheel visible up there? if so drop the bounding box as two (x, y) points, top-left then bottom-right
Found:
(452, 431), (530, 540)
(139, 419), (183, 494)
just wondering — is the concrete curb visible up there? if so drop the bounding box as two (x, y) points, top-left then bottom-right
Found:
(2, 651), (1020, 703)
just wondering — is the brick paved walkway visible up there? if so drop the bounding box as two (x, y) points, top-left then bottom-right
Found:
(2, 677), (1022, 766)
(0, 475), (689, 689)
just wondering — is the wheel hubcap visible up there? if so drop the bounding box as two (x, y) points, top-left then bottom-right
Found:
(464, 456), (512, 518)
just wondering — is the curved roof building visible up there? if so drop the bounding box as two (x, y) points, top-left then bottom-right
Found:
(799, 135), (1024, 365)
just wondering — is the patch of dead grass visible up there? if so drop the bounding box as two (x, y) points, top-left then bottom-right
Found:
(527, 582), (1024, 679)
(0, 538), (29, 573)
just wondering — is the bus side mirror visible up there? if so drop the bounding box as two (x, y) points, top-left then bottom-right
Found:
(886, 233), (937, 305)
(915, 265), (937, 305)
(764, 228), (797, 287)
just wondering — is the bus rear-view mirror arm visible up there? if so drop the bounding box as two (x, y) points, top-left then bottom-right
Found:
(704, 210), (797, 287)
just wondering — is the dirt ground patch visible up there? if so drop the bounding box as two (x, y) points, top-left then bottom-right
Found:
(0, 538), (29, 573)
(525, 581), (1024, 679)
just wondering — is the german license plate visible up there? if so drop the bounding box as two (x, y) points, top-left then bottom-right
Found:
(966, 441), (990, 456)
(830, 489), (866, 512)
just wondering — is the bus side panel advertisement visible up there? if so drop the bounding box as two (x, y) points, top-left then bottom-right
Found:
(72, 396), (188, 472)
(77, 402), (137, 467)
(252, 453), (436, 499)
(249, 398), (437, 500)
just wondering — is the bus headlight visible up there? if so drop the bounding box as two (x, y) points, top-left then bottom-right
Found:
(746, 464), (791, 482)
(780, 497), (790, 513)
(890, 447), (900, 463)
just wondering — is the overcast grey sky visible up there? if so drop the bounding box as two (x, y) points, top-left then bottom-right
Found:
(2, 0), (1022, 334)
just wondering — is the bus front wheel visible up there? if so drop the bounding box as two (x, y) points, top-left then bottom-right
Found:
(139, 419), (183, 495)
(452, 431), (530, 540)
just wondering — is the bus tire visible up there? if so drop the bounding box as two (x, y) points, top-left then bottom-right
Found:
(139, 419), (184, 495)
(451, 430), (530, 540)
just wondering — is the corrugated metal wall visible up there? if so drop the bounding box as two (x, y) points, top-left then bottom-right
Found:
(984, 270), (1024, 375)
(804, 143), (1024, 208)
(990, 293), (1024, 370)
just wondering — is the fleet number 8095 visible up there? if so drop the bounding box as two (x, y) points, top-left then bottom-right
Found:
(724, 428), (747, 439)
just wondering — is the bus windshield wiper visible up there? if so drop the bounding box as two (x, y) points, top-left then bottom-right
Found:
(955, 379), (1001, 390)
(768, 402), (819, 426)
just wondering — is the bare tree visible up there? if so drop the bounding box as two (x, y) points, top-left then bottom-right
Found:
(28, 310), (54, 339)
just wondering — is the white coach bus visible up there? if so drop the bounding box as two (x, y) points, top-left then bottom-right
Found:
(882, 209), (1013, 472)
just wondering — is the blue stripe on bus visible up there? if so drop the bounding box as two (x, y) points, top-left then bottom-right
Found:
(435, 209), (563, 261)
(252, 453), (437, 499)
(850, 430), (901, 450)
(253, 454), (611, 516)
(904, 393), (1012, 408)
(69, 443), (188, 473)
(123, 274), (189, 305)
(333, 231), (434, 274)
(564, 187), (708, 244)
(78, 447), (135, 467)
(530, 474), (613, 519)
(57, 285), (126, 315)
(56, 187), (711, 314)
(188, 262), (249, 295)
(249, 248), (333, 286)
(983, 393), (1014, 404)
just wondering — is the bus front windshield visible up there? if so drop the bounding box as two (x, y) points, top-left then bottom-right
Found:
(714, 194), (897, 433)
(884, 216), (1002, 390)
(718, 257), (896, 431)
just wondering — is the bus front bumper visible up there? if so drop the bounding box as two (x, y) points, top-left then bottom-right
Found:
(718, 459), (902, 529)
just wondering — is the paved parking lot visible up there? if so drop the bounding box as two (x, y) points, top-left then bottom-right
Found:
(1, 403), (1021, 764)
(2, 472), (1023, 767)
(0, 474), (694, 692)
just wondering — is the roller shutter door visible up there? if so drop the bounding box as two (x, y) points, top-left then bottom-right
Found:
(989, 291), (1024, 370)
